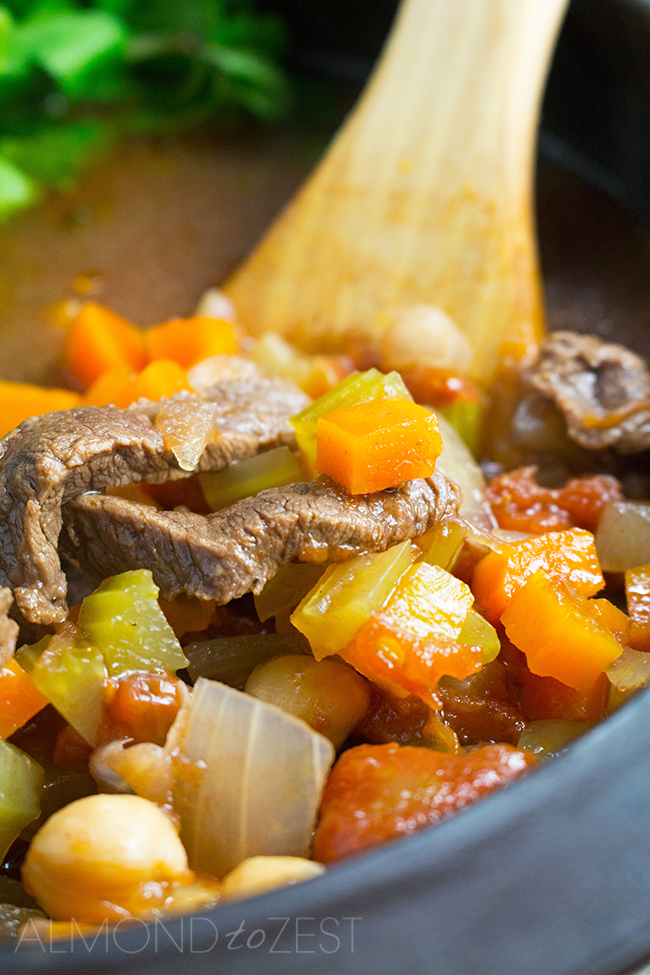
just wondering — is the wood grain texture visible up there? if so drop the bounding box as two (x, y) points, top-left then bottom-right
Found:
(226, 0), (570, 386)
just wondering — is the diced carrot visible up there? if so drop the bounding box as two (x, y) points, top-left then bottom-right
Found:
(590, 598), (630, 645)
(82, 367), (134, 407)
(159, 597), (216, 639)
(0, 660), (48, 738)
(518, 669), (609, 722)
(501, 571), (623, 693)
(112, 359), (193, 407)
(340, 563), (480, 709)
(472, 528), (603, 624)
(144, 316), (238, 368)
(316, 397), (443, 495)
(0, 382), (82, 439)
(63, 302), (146, 388)
(313, 742), (535, 863)
(625, 563), (650, 652)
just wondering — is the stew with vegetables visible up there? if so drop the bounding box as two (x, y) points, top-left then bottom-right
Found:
(0, 281), (649, 942)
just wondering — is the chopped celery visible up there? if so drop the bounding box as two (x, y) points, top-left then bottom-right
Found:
(291, 540), (414, 659)
(78, 569), (188, 677)
(418, 518), (468, 570)
(432, 409), (496, 531)
(17, 623), (106, 745)
(254, 562), (326, 623)
(0, 740), (43, 861)
(458, 609), (501, 663)
(437, 398), (482, 458)
(184, 632), (310, 687)
(199, 447), (304, 512)
(290, 368), (411, 474)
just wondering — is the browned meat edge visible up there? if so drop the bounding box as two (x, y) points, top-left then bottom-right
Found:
(0, 364), (308, 624)
(528, 331), (650, 453)
(60, 472), (459, 603)
(0, 588), (18, 669)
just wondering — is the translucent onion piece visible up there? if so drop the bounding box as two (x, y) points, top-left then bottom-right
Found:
(517, 719), (592, 760)
(154, 397), (219, 472)
(0, 740), (43, 861)
(432, 410), (496, 531)
(91, 740), (175, 814)
(168, 677), (335, 876)
(380, 305), (472, 374)
(595, 500), (650, 573)
(184, 632), (310, 687)
(291, 540), (414, 660)
(199, 447), (303, 512)
(606, 645), (650, 695)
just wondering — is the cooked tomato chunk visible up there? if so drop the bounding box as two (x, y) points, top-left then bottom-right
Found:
(313, 742), (536, 863)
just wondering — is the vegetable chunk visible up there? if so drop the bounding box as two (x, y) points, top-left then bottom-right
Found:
(501, 572), (622, 693)
(313, 742), (535, 862)
(316, 397), (443, 495)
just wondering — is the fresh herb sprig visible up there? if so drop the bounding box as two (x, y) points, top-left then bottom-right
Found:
(0, 0), (290, 221)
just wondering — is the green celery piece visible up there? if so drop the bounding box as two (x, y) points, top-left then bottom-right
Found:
(78, 569), (189, 677)
(14, 8), (126, 95)
(185, 632), (309, 687)
(418, 518), (468, 571)
(254, 561), (325, 623)
(16, 625), (106, 745)
(291, 539), (414, 659)
(0, 740), (42, 861)
(458, 608), (500, 663)
(0, 154), (36, 219)
(437, 398), (482, 458)
(290, 368), (412, 474)
(199, 446), (303, 513)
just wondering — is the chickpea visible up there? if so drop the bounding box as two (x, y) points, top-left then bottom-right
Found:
(380, 304), (472, 374)
(22, 794), (192, 922)
(221, 856), (325, 900)
(244, 654), (370, 747)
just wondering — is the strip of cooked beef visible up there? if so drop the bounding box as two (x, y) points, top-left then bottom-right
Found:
(527, 331), (650, 453)
(60, 472), (459, 604)
(0, 588), (19, 669)
(0, 362), (308, 625)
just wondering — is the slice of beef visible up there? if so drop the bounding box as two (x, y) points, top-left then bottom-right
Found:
(60, 472), (459, 604)
(0, 363), (308, 625)
(528, 331), (650, 453)
(0, 588), (19, 669)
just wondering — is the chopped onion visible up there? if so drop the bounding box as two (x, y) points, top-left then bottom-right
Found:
(184, 632), (311, 687)
(595, 500), (650, 573)
(606, 645), (650, 698)
(517, 719), (592, 759)
(154, 398), (219, 472)
(167, 677), (335, 876)
(433, 411), (496, 531)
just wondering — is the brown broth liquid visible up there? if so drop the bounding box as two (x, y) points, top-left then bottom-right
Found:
(0, 135), (649, 382)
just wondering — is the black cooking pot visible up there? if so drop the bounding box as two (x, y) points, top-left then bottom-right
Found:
(4, 2), (650, 974)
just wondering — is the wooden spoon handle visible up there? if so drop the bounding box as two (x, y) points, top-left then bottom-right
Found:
(226, 0), (570, 385)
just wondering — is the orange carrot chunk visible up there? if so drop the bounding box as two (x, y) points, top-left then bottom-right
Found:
(501, 571), (622, 694)
(316, 397), (443, 495)
(63, 302), (146, 388)
(0, 660), (48, 739)
(144, 316), (238, 369)
(82, 367), (134, 407)
(0, 382), (82, 438)
(340, 563), (480, 710)
(112, 359), (193, 408)
(472, 528), (604, 624)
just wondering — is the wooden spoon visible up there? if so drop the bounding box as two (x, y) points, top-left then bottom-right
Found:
(225, 0), (569, 387)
